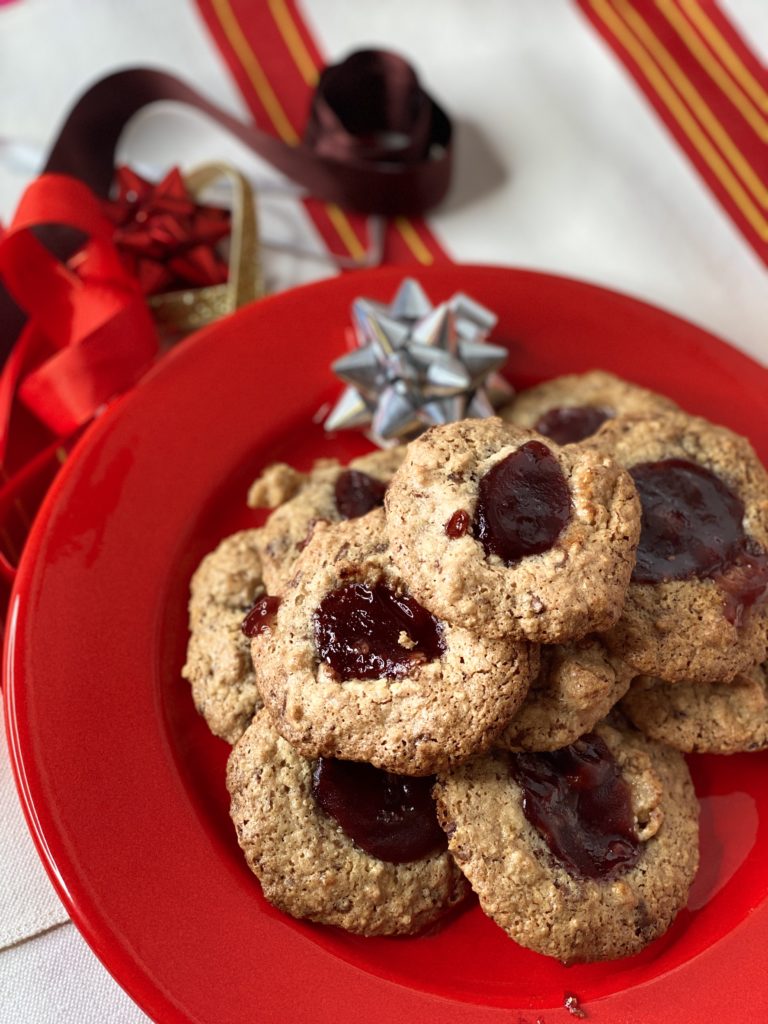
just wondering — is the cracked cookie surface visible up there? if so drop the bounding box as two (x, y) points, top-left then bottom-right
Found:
(182, 529), (266, 744)
(501, 370), (678, 444)
(622, 662), (768, 753)
(227, 709), (469, 935)
(588, 412), (768, 682)
(249, 447), (405, 593)
(385, 418), (640, 643)
(252, 508), (537, 775)
(434, 717), (699, 962)
(497, 637), (633, 751)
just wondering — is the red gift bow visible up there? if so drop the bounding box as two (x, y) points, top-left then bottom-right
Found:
(104, 166), (231, 296)
(0, 174), (158, 582)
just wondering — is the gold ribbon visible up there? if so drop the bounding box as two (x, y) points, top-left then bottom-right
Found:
(149, 162), (262, 336)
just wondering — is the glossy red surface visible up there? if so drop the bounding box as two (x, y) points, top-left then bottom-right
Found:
(5, 266), (768, 1023)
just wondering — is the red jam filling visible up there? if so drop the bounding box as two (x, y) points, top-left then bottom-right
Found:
(334, 470), (387, 519)
(715, 549), (768, 627)
(631, 459), (746, 582)
(312, 758), (446, 863)
(241, 595), (282, 637)
(510, 734), (641, 880)
(630, 459), (768, 622)
(445, 509), (470, 538)
(534, 405), (610, 445)
(313, 582), (445, 681)
(473, 440), (571, 564)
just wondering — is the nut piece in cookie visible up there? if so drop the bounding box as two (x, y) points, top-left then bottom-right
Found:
(385, 417), (640, 643)
(622, 662), (768, 753)
(434, 718), (699, 962)
(500, 369), (678, 445)
(588, 412), (768, 682)
(498, 637), (633, 752)
(252, 508), (537, 775)
(182, 529), (267, 744)
(228, 709), (469, 935)
(249, 447), (405, 593)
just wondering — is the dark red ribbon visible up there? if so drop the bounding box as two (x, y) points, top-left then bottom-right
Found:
(44, 54), (452, 216)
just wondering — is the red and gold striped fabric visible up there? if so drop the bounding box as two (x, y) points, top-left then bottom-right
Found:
(195, 0), (451, 267)
(576, 0), (767, 266)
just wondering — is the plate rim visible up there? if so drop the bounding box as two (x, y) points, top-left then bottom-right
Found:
(5, 263), (768, 1024)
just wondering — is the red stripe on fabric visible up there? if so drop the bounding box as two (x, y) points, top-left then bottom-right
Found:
(285, 0), (326, 69)
(194, 0), (450, 267)
(276, 0), (452, 265)
(194, 1), (270, 125)
(194, 0), (372, 257)
(705, 0), (768, 87)
(392, 219), (453, 266)
(645, 1), (767, 151)
(574, 0), (767, 267)
(300, 196), (368, 259)
(230, 2), (316, 133)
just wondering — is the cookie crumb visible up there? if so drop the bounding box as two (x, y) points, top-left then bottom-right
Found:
(563, 992), (587, 1018)
(398, 630), (417, 650)
(248, 463), (307, 508)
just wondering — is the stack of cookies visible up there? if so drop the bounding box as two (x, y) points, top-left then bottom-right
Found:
(183, 370), (768, 963)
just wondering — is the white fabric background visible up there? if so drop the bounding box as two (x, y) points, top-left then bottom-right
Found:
(0, 0), (766, 1021)
(0, 708), (68, 950)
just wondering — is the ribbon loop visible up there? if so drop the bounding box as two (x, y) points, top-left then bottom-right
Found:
(0, 174), (158, 426)
(42, 56), (452, 216)
(306, 51), (435, 166)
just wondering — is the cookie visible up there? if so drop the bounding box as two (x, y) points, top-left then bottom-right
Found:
(622, 662), (768, 753)
(497, 637), (633, 752)
(385, 417), (641, 643)
(500, 370), (678, 445)
(588, 412), (768, 682)
(251, 508), (537, 775)
(228, 709), (469, 935)
(182, 529), (266, 744)
(249, 447), (405, 593)
(434, 717), (699, 962)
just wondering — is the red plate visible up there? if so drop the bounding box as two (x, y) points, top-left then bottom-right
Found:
(5, 266), (768, 1023)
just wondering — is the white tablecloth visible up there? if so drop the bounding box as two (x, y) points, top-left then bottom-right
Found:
(0, 1), (766, 1021)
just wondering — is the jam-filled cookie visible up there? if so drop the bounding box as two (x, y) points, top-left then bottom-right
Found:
(500, 370), (678, 445)
(249, 447), (405, 593)
(497, 637), (634, 752)
(622, 662), (768, 753)
(588, 412), (768, 682)
(384, 418), (640, 643)
(434, 717), (699, 962)
(251, 509), (537, 775)
(182, 529), (266, 744)
(228, 709), (469, 935)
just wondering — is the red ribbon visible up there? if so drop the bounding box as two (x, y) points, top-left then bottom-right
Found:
(0, 174), (157, 581)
